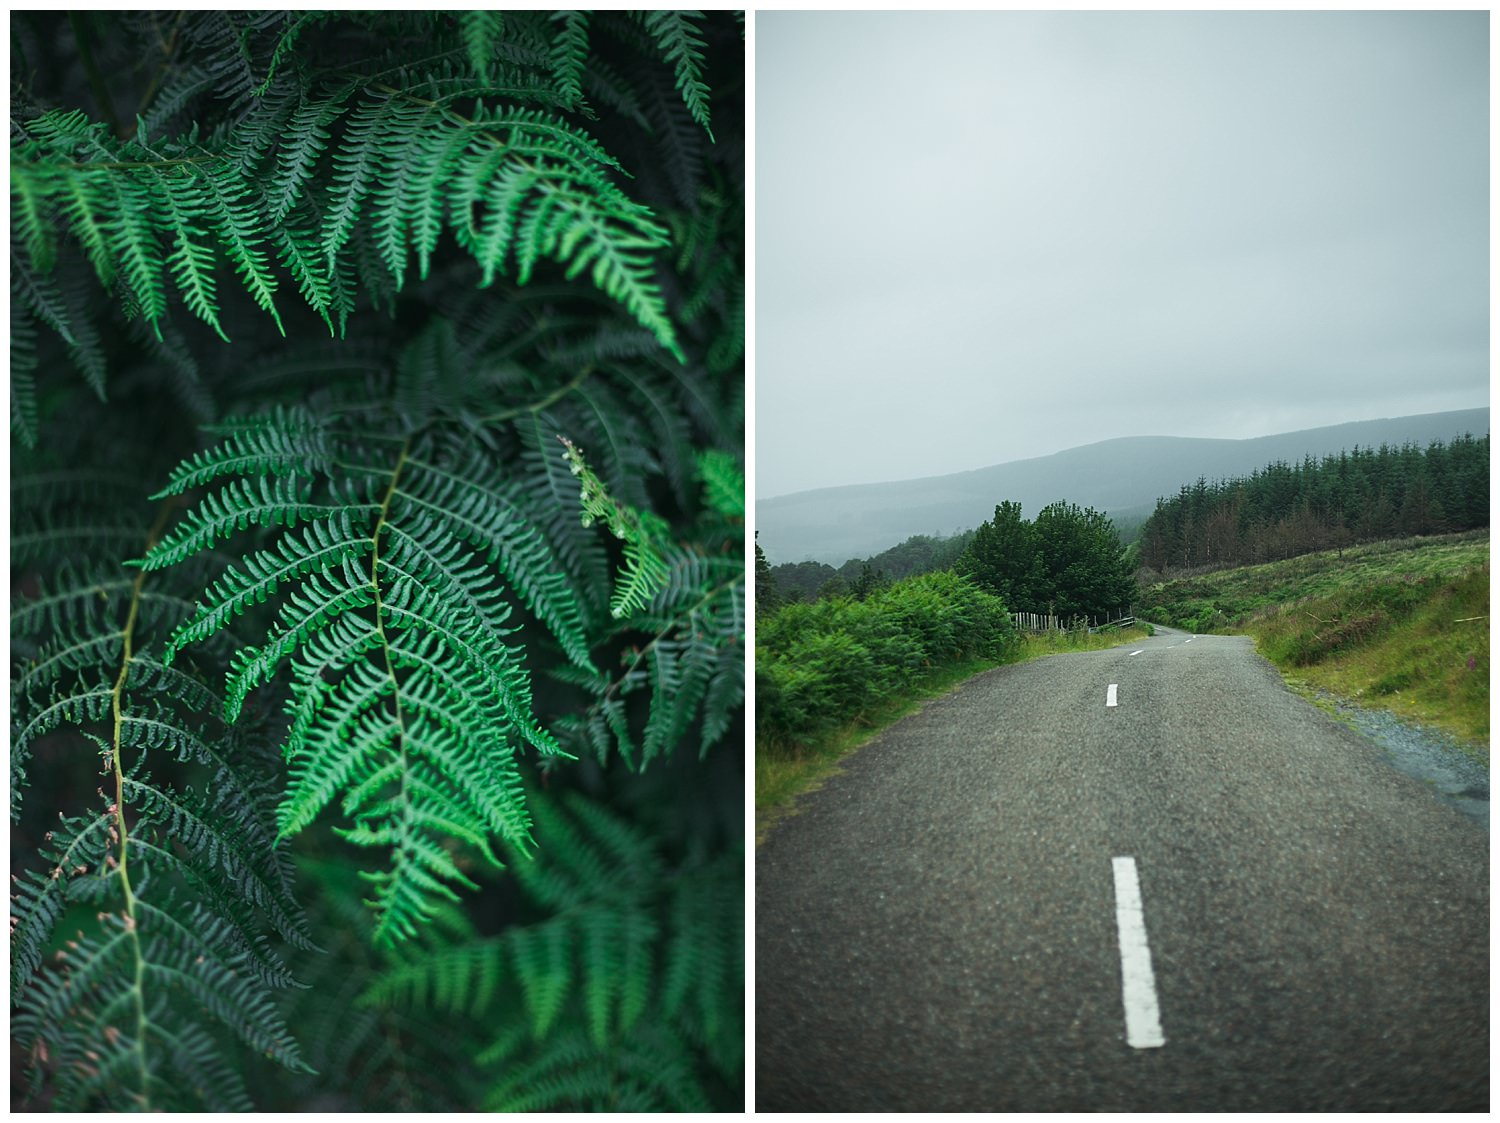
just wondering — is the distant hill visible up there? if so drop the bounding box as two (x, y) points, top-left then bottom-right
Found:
(757, 408), (1490, 565)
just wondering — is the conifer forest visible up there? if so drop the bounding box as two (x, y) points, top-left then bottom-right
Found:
(1136, 436), (1488, 573)
(11, 10), (744, 1111)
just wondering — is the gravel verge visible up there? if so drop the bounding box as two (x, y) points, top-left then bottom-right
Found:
(1311, 691), (1489, 830)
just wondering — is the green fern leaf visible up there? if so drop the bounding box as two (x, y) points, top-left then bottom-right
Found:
(362, 791), (742, 1110)
(147, 405), (333, 499)
(462, 11), (506, 84)
(268, 203), (349, 335)
(549, 11), (592, 110)
(404, 127), (474, 282)
(188, 161), (284, 335)
(104, 172), (170, 336)
(321, 95), (400, 271)
(267, 85), (352, 224)
(697, 448), (745, 519)
(367, 101), (442, 288)
(55, 170), (117, 287)
(639, 11), (715, 142)
(11, 165), (57, 272)
(10, 498), (313, 1110)
(12, 11), (743, 1107)
(11, 299), (40, 448)
(145, 474), (350, 571)
(561, 436), (671, 620)
(141, 415), (598, 940)
(146, 168), (228, 341)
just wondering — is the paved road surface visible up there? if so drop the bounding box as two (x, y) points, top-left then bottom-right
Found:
(755, 627), (1488, 1111)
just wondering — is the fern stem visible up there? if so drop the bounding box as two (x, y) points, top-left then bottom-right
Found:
(481, 365), (593, 423)
(106, 500), (177, 1109)
(368, 438), (416, 941)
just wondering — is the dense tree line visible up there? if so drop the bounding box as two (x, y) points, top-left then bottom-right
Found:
(956, 500), (1136, 623)
(1136, 436), (1489, 573)
(761, 530), (975, 609)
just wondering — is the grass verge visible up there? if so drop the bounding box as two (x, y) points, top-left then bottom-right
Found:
(1139, 533), (1489, 761)
(1244, 563), (1488, 759)
(754, 624), (1151, 844)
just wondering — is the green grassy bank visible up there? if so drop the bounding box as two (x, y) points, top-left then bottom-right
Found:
(1137, 532), (1489, 757)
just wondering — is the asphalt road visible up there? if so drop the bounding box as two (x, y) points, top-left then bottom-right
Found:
(755, 627), (1489, 1111)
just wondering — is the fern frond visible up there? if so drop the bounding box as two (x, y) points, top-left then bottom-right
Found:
(11, 299), (40, 448)
(361, 933), (504, 1019)
(637, 11), (715, 142)
(142, 416), (600, 940)
(511, 412), (613, 616)
(361, 791), (742, 1111)
(395, 440), (594, 667)
(267, 202), (351, 335)
(321, 94), (400, 272)
(560, 436), (671, 620)
(104, 170), (171, 335)
(10, 498), (313, 1110)
(147, 405), (333, 498)
(266, 84), (352, 224)
(53, 168), (118, 287)
(482, 1022), (712, 1112)
(13, 10), (743, 1107)
(549, 11), (592, 111)
(462, 11), (507, 85)
(13, 31), (704, 373)
(145, 473), (345, 570)
(697, 448), (746, 519)
(143, 166), (228, 341)
(582, 549), (744, 768)
(13, 168), (58, 273)
(188, 160), (284, 335)
(142, 63), (223, 140)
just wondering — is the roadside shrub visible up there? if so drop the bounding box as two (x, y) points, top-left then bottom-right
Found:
(756, 572), (1017, 750)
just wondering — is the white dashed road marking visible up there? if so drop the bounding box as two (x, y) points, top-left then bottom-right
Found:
(1106, 683), (1118, 707)
(1112, 856), (1165, 1049)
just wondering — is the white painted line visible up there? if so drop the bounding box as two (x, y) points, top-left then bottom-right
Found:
(1106, 683), (1118, 707)
(1185, 636), (1195, 643)
(1128, 649), (1144, 656)
(1112, 857), (1165, 1049)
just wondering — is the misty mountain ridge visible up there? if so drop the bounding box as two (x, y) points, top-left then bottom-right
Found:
(757, 408), (1490, 566)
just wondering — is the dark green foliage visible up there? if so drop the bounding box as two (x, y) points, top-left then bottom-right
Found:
(766, 529), (976, 605)
(957, 500), (1134, 622)
(768, 558), (840, 602)
(1031, 501), (1138, 621)
(756, 571), (1018, 747)
(955, 501), (1042, 612)
(12, 9), (742, 1111)
(361, 791), (743, 1111)
(754, 534), (781, 616)
(1136, 435), (1489, 573)
(11, 468), (312, 1111)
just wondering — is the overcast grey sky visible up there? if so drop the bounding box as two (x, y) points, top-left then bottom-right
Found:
(755, 10), (1489, 499)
